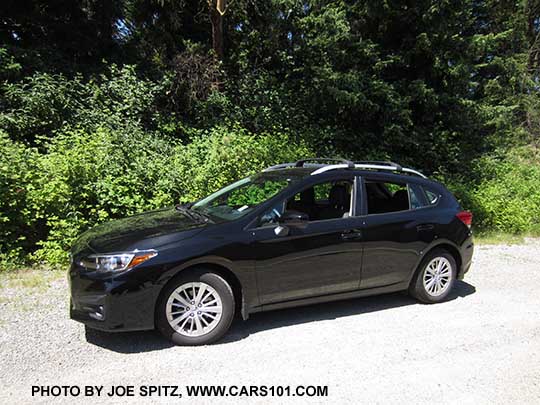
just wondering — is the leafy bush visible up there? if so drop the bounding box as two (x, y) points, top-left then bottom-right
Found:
(0, 131), (37, 267)
(26, 126), (178, 264)
(0, 65), (166, 142)
(0, 124), (311, 266)
(0, 61), (312, 267)
(166, 124), (312, 202)
(1, 72), (88, 141)
(470, 147), (540, 233)
(444, 146), (540, 234)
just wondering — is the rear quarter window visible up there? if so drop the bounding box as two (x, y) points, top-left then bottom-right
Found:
(423, 188), (441, 206)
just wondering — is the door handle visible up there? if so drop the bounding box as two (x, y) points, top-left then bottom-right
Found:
(416, 224), (435, 231)
(341, 230), (362, 240)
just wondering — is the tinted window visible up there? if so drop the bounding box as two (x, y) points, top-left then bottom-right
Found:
(424, 188), (440, 206)
(259, 178), (354, 225)
(366, 181), (409, 214)
(409, 183), (426, 209)
(192, 174), (296, 222)
(313, 182), (333, 201)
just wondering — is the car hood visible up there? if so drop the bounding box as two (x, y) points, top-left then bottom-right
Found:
(71, 207), (208, 255)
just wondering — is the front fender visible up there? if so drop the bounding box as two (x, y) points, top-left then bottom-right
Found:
(154, 253), (258, 321)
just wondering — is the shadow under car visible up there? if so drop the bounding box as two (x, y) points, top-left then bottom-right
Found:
(85, 280), (476, 353)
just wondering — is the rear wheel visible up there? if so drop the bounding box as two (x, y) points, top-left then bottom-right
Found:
(156, 270), (235, 345)
(409, 250), (456, 303)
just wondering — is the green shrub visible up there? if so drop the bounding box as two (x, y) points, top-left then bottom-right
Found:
(0, 65), (165, 142)
(470, 147), (540, 233)
(443, 146), (540, 234)
(0, 131), (37, 267)
(1, 73), (88, 141)
(2, 124), (311, 266)
(166, 124), (313, 202)
(26, 126), (178, 264)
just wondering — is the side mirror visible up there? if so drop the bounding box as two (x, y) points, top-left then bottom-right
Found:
(280, 210), (308, 223)
(274, 225), (289, 237)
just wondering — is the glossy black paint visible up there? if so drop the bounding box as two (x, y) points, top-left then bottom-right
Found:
(250, 216), (364, 304)
(69, 169), (474, 332)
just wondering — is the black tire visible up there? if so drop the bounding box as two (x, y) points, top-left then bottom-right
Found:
(156, 269), (235, 346)
(409, 249), (457, 304)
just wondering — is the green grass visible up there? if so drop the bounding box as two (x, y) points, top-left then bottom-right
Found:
(0, 267), (64, 292)
(0, 268), (65, 312)
(474, 230), (540, 245)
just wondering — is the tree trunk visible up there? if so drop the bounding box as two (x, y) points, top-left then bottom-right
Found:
(209, 1), (225, 61)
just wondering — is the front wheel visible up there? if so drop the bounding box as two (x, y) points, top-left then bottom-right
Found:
(156, 270), (235, 346)
(409, 250), (456, 303)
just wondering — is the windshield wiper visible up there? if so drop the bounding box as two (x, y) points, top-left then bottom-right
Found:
(175, 205), (213, 223)
(190, 209), (214, 223)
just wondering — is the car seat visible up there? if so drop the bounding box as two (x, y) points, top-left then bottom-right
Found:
(318, 184), (350, 220)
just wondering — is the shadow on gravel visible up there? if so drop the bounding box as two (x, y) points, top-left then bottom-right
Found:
(85, 327), (175, 353)
(85, 280), (475, 352)
(221, 280), (476, 344)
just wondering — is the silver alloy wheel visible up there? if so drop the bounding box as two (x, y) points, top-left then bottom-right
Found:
(423, 257), (453, 297)
(165, 282), (223, 337)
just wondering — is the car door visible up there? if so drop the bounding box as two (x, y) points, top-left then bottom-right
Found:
(359, 176), (433, 288)
(249, 175), (364, 305)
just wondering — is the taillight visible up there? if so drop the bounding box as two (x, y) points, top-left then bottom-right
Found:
(456, 211), (473, 228)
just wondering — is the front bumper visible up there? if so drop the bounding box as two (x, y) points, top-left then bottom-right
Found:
(69, 264), (161, 332)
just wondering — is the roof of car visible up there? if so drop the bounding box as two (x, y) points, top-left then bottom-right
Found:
(258, 167), (316, 177)
(261, 159), (429, 180)
(258, 166), (447, 195)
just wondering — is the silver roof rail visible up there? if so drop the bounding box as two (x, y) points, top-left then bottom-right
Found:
(263, 158), (354, 172)
(262, 163), (295, 172)
(310, 164), (352, 175)
(310, 162), (427, 178)
(263, 158), (427, 178)
(352, 163), (427, 178)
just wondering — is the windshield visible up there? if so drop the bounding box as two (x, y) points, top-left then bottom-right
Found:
(191, 172), (301, 222)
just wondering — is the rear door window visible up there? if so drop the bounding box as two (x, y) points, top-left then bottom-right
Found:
(365, 181), (410, 214)
(286, 178), (354, 221)
(408, 183), (427, 209)
(364, 180), (436, 214)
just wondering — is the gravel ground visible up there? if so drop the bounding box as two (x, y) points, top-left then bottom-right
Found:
(1, 239), (540, 405)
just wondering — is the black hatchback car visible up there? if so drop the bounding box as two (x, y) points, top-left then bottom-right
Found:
(69, 159), (474, 345)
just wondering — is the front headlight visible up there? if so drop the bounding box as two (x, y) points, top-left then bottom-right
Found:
(80, 250), (157, 272)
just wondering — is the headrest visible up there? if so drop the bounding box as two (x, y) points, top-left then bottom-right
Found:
(300, 188), (315, 204)
(329, 184), (348, 208)
(392, 189), (409, 210)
